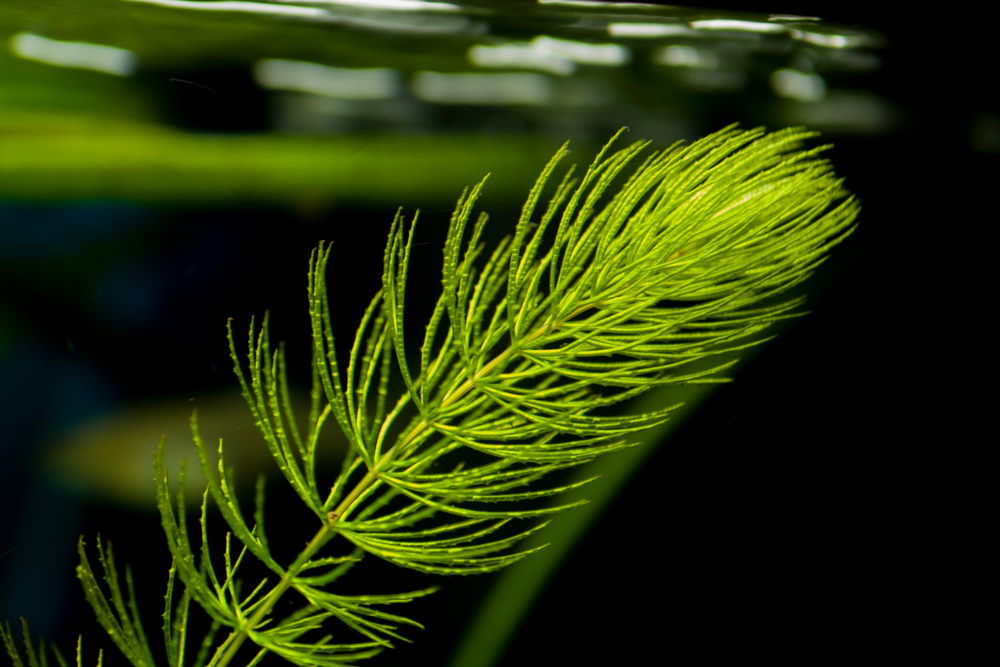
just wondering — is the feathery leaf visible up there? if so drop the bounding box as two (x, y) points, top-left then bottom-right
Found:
(56, 125), (856, 667)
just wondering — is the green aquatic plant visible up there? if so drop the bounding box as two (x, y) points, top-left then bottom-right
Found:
(2, 125), (857, 667)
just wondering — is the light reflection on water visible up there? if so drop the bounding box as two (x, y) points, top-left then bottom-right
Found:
(0, 0), (888, 201)
(10, 32), (139, 76)
(123, 0), (329, 19)
(255, 59), (401, 99)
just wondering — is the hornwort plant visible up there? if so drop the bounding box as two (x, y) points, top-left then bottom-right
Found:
(2, 125), (858, 667)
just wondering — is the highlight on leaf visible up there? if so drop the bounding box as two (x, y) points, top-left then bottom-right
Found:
(3, 125), (857, 667)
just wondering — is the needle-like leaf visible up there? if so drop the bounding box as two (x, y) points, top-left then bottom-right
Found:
(54, 125), (856, 667)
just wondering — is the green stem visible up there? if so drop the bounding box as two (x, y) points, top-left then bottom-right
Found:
(209, 319), (563, 666)
(209, 463), (388, 667)
(210, 523), (332, 667)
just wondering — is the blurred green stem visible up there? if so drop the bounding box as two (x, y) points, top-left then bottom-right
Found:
(447, 372), (724, 667)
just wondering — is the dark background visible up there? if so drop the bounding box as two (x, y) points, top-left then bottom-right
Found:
(510, 4), (988, 665)
(1, 1), (989, 665)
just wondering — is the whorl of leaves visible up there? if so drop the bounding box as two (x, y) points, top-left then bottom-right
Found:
(5, 125), (857, 667)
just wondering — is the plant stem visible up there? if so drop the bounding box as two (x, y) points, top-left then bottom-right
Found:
(209, 464), (388, 667)
(211, 523), (333, 667)
(211, 322), (557, 666)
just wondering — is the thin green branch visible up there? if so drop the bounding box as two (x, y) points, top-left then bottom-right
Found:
(56, 125), (856, 667)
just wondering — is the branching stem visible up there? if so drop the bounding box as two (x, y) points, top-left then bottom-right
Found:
(211, 524), (335, 667)
(61, 126), (857, 667)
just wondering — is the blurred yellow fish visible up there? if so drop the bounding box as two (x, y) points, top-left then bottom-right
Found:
(45, 391), (346, 507)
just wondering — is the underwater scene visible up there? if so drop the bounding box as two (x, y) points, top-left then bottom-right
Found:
(0, 2), (988, 665)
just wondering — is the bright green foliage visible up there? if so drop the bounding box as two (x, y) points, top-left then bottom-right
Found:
(3, 125), (857, 667)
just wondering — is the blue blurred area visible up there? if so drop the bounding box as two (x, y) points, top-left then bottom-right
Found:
(0, 203), (143, 631)
(0, 342), (114, 632)
(0, 202), (256, 630)
(0, 192), (399, 643)
(0, 203), (147, 258)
